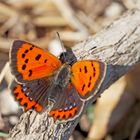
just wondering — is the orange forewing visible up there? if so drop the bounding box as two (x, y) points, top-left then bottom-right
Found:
(71, 60), (106, 99)
(10, 40), (62, 82)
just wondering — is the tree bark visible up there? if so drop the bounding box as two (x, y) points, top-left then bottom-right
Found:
(9, 9), (140, 140)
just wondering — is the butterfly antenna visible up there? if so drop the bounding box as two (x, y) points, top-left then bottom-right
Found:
(56, 32), (66, 61)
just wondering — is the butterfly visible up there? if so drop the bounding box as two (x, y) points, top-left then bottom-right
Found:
(10, 40), (106, 122)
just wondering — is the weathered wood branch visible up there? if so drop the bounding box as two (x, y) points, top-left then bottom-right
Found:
(9, 9), (140, 140)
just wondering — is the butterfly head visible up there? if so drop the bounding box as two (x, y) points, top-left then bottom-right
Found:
(59, 48), (77, 66)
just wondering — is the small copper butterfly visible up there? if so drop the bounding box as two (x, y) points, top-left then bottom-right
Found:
(10, 40), (106, 122)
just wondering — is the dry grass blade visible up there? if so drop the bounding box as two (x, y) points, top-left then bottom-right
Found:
(33, 16), (67, 27)
(0, 3), (17, 17)
(59, 31), (88, 42)
(0, 38), (13, 52)
(52, 0), (89, 35)
(0, 62), (9, 84)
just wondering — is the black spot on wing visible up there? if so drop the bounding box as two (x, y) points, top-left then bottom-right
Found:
(22, 54), (25, 58)
(44, 59), (47, 63)
(91, 62), (94, 67)
(88, 82), (91, 88)
(25, 59), (29, 63)
(28, 70), (32, 77)
(22, 64), (26, 70)
(24, 50), (29, 53)
(35, 54), (41, 61)
(89, 76), (92, 80)
(84, 66), (87, 73)
(91, 62), (96, 77)
(30, 47), (33, 50)
(79, 68), (82, 72)
(29, 45), (35, 50)
(82, 84), (85, 91)
(93, 67), (96, 77)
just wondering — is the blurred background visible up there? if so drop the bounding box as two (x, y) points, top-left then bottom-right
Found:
(0, 0), (140, 140)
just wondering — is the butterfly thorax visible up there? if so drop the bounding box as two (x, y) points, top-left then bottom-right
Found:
(53, 64), (71, 88)
(47, 64), (71, 108)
